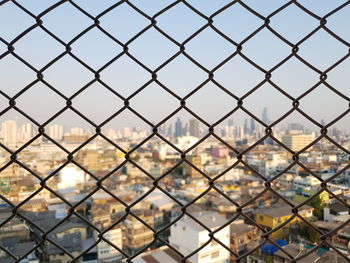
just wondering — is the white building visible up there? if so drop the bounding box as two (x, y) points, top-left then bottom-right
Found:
(293, 175), (320, 190)
(70, 127), (84, 136)
(57, 164), (86, 189)
(49, 124), (64, 141)
(176, 136), (199, 151)
(1, 120), (17, 146)
(95, 227), (123, 263)
(281, 133), (315, 151)
(20, 122), (33, 142)
(169, 211), (230, 263)
(324, 202), (350, 223)
(122, 127), (131, 138)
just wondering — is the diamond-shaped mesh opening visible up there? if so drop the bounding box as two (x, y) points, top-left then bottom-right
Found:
(41, 2), (92, 43)
(0, 1), (34, 42)
(13, 27), (65, 69)
(297, 29), (349, 70)
(214, 54), (265, 97)
(15, 82), (66, 124)
(43, 55), (94, 97)
(185, 28), (234, 69)
(213, 2), (263, 43)
(1, 1), (350, 262)
(0, 55), (36, 97)
(99, 55), (151, 98)
(242, 28), (291, 70)
(99, 2), (150, 44)
(156, 2), (206, 43)
(71, 27), (123, 70)
(128, 27), (179, 69)
(269, 4), (319, 44)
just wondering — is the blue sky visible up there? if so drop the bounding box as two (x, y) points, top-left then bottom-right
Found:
(0, 0), (349, 131)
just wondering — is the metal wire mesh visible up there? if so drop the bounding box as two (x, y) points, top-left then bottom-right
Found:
(0, 0), (350, 262)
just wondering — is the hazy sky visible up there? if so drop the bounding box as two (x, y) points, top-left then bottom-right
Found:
(0, 0), (349, 131)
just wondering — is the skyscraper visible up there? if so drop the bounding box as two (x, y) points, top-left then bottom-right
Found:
(20, 123), (33, 142)
(262, 107), (270, 124)
(49, 124), (64, 141)
(167, 124), (173, 138)
(183, 123), (188, 136)
(244, 119), (249, 134)
(175, 118), (183, 137)
(250, 118), (256, 135)
(1, 120), (17, 146)
(189, 119), (200, 138)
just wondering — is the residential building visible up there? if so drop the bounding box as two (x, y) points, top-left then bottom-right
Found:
(169, 211), (230, 263)
(255, 204), (314, 239)
(281, 133), (314, 151)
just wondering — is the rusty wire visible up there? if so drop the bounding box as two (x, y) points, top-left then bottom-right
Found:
(0, 0), (350, 262)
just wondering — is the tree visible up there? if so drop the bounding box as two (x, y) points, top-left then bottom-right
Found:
(298, 222), (320, 243)
(308, 194), (326, 220)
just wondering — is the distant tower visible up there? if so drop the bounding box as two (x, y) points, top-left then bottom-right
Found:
(20, 123), (33, 142)
(262, 107), (270, 124)
(250, 118), (256, 135)
(228, 119), (234, 127)
(1, 120), (17, 146)
(189, 119), (200, 138)
(167, 124), (173, 138)
(49, 124), (64, 141)
(175, 118), (183, 137)
(244, 119), (249, 134)
(183, 123), (188, 136)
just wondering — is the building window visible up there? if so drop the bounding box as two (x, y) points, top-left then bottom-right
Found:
(200, 253), (209, 258)
(211, 251), (220, 259)
(211, 240), (219, 247)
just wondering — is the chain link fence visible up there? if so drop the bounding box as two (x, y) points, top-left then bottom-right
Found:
(0, 0), (350, 262)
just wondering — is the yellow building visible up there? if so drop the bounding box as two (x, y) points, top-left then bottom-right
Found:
(86, 150), (100, 171)
(184, 155), (202, 178)
(281, 133), (314, 151)
(256, 205), (314, 239)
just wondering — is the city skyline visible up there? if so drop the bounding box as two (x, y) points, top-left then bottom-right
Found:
(1, 1), (349, 130)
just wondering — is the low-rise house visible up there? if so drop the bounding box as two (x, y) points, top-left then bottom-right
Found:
(324, 201), (350, 223)
(255, 204), (314, 239)
(169, 211), (230, 263)
(230, 220), (260, 258)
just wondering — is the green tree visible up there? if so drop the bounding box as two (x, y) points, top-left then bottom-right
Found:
(299, 223), (320, 243)
(308, 195), (325, 220)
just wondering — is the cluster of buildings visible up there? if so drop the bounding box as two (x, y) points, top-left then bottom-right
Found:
(0, 116), (350, 263)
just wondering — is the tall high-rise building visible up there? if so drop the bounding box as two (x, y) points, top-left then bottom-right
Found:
(159, 122), (168, 136)
(183, 123), (188, 136)
(262, 107), (270, 124)
(1, 120), (17, 146)
(167, 124), (173, 138)
(250, 118), (256, 135)
(189, 119), (200, 138)
(237, 125), (245, 139)
(49, 124), (64, 141)
(175, 118), (183, 137)
(228, 119), (234, 127)
(244, 119), (249, 134)
(122, 127), (132, 138)
(20, 123), (33, 142)
(71, 127), (84, 136)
